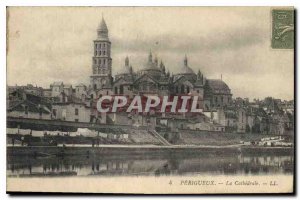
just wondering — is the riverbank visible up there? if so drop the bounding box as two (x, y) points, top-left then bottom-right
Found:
(7, 145), (294, 157)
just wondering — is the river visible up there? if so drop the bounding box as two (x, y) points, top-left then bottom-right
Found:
(7, 151), (294, 177)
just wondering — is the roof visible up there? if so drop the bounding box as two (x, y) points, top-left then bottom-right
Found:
(114, 76), (134, 85)
(117, 64), (131, 75)
(134, 73), (159, 85)
(97, 17), (109, 41)
(178, 65), (194, 74)
(63, 84), (72, 88)
(8, 100), (51, 114)
(76, 83), (86, 87)
(141, 60), (160, 71)
(177, 56), (195, 75)
(139, 52), (160, 71)
(98, 18), (108, 32)
(8, 100), (23, 109)
(206, 79), (231, 94)
(52, 81), (63, 86)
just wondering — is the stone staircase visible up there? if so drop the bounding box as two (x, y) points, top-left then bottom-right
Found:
(148, 130), (172, 146)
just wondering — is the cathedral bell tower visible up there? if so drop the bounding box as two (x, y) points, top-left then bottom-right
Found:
(90, 16), (112, 90)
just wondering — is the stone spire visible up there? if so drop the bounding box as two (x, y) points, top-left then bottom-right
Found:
(184, 54), (188, 67)
(166, 70), (170, 77)
(129, 65), (133, 74)
(148, 51), (152, 62)
(197, 69), (202, 79)
(160, 60), (164, 70)
(154, 56), (158, 66)
(97, 16), (109, 40)
(125, 56), (129, 67)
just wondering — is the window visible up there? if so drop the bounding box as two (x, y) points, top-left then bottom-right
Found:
(241, 111), (244, 123)
(103, 51), (106, 55)
(181, 85), (185, 94)
(24, 106), (28, 115)
(99, 43), (101, 48)
(103, 59), (106, 65)
(52, 109), (56, 117)
(114, 87), (118, 94)
(100, 51), (102, 55)
(99, 59), (102, 65)
(103, 43), (105, 48)
(94, 59), (96, 64)
(75, 108), (79, 116)
(75, 119), (79, 122)
(186, 86), (190, 93)
(221, 96), (224, 103)
(93, 84), (97, 90)
(39, 108), (42, 117)
(120, 85), (124, 94)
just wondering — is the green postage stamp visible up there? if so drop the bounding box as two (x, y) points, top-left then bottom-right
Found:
(272, 9), (294, 49)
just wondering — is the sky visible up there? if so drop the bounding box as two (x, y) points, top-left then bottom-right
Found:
(7, 7), (294, 100)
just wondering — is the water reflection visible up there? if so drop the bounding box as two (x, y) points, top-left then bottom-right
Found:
(7, 153), (294, 177)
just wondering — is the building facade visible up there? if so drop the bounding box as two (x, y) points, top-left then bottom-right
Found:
(87, 17), (230, 113)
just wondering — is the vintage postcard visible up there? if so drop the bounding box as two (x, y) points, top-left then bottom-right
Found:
(6, 7), (294, 194)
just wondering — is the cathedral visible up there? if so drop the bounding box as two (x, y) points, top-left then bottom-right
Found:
(89, 17), (232, 111)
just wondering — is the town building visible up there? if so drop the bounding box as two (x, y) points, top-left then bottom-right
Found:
(6, 17), (294, 136)
(52, 102), (92, 123)
(203, 79), (232, 110)
(7, 89), (52, 120)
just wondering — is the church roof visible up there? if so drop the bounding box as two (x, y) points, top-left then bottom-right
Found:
(179, 65), (194, 74)
(142, 61), (160, 71)
(206, 79), (231, 94)
(98, 18), (108, 32)
(177, 56), (195, 75)
(97, 17), (109, 41)
(140, 52), (160, 71)
(117, 57), (132, 75)
(114, 76), (134, 84)
(118, 67), (131, 75)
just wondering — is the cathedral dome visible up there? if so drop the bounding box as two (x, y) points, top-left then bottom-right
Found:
(143, 61), (159, 71)
(117, 57), (131, 75)
(177, 55), (195, 74)
(180, 65), (194, 74)
(141, 52), (160, 71)
(137, 52), (164, 79)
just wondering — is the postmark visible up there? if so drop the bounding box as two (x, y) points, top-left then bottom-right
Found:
(272, 9), (294, 49)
